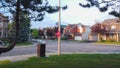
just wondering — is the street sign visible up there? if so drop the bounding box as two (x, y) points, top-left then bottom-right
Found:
(56, 31), (61, 37)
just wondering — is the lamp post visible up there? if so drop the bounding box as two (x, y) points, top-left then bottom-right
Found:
(58, 0), (61, 55)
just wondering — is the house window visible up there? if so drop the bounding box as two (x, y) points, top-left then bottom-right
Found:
(109, 34), (113, 38)
(67, 30), (70, 33)
(111, 26), (116, 30)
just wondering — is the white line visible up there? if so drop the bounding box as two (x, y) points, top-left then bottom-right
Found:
(46, 49), (58, 52)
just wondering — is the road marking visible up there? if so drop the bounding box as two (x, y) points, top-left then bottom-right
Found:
(46, 49), (58, 52)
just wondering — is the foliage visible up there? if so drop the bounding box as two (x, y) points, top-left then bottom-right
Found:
(95, 41), (120, 45)
(0, 0), (67, 21)
(38, 28), (45, 39)
(16, 42), (32, 46)
(31, 29), (39, 39)
(91, 23), (107, 33)
(79, 0), (120, 18)
(17, 12), (30, 43)
(46, 27), (55, 39)
(0, 0), (67, 54)
(0, 54), (120, 68)
(8, 11), (30, 43)
(0, 60), (10, 65)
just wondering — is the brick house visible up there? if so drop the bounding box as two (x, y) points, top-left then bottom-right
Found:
(63, 23), (88, 40)
(89, 18), (120, 42)
(0, 13), (9, 38)
(63, 24), (76, 39)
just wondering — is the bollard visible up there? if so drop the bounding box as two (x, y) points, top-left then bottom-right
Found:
(37, 43), (46, 57)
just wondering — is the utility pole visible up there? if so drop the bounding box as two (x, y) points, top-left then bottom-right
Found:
(58, 0), (61, 55)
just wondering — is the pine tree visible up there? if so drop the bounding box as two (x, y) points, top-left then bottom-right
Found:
(79, 0), (120, 20)
(0, 0), (68, 54)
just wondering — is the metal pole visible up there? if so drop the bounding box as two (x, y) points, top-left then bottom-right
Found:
(58, 0), (61, 55)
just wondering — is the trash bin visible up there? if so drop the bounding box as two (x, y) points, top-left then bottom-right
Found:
(37, 43), (46, 57)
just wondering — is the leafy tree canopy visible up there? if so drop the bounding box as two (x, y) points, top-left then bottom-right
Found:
(0, 0), (67, 54)
(0, 0), (67, 21)
(79, 0), (120, 18)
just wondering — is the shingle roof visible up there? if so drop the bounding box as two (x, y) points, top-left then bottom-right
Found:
(102, 18), (120, 25)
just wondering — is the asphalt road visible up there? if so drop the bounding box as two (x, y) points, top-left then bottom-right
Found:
(1, 40), (120, 57)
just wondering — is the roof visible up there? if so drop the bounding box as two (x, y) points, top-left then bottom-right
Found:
(68, 24), (75, 28)
(0, 13), (9, 22)
(102, 18), (120, 25)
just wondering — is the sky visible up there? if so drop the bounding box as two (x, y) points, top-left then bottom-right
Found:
(31, 0), (116, 29)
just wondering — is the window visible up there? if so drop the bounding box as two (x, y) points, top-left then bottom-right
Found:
(111, 25), (116, 30)
(67, 30), (70, 33)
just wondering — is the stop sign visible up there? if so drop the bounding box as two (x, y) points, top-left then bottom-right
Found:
(56, 31), (61, 37)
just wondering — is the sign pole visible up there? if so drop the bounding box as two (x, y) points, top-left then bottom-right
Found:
(58, 0), (61, 55)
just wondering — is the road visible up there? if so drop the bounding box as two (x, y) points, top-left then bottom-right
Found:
(1, 40), (120, 57)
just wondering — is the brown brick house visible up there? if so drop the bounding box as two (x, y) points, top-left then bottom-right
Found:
(63, 23), (86, 40)
(0, 13), (9, 38)
(63, 24), (76, 39)
(89, 18), (120, 42)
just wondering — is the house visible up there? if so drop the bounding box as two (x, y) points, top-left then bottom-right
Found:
(63, 24), (76, 39)
(89, 18), (120, 42)
(0, 13), (9, 38)
(63, 23), (89, 40)
(82, 26), (91, 40)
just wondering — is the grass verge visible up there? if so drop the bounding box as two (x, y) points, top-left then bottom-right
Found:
(95, 41), (120, 45)
(0, 54), (120, 68)
(0, 60), (10, 65)
(16, 42), (33, 46)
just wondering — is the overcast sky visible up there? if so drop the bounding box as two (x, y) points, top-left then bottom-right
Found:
(31, 0), (116, 29)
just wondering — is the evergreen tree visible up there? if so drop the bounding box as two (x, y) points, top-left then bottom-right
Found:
(0, 0), (67, 54)
(8, 11), (30, 43)
(79, 0), (120, 20)
(17, 11), (30, 43)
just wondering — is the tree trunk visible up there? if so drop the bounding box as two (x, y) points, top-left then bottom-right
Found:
(0, 0), (20, 54)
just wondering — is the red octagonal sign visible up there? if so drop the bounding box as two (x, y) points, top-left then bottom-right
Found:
(56, 31), (61, 37)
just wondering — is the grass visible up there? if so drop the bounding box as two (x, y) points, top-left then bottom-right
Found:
(0, 60), (10, 65)
(0, 54), (120, 68)
(95, 41), (120, 45)
(16, 42), (33, 46)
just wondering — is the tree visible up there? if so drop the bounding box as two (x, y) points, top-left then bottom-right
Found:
(31, 29), (39, 39)
(38, 28), (45, 39)
(46, 27), (54, 39)
(8, 11), (31, 43)
(0, 0), (67, 54)
(91, 23), (106, 33)
(79, 0), (120, 20)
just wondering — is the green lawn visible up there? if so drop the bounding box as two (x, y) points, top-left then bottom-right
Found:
(16, 42), (33, 46)
(0, 54), (120, 68)
(95, 41), (120, 45)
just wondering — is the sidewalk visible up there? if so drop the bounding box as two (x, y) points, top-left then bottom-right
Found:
(0, 53), (56, 62)
(0, 54), (36, 62)
(1, 52), (120, 62)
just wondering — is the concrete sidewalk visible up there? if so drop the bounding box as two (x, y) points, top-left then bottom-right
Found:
(0, 54), (36, 62)
(1, 52), (120, 62)
(0, 53), (57, 62)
